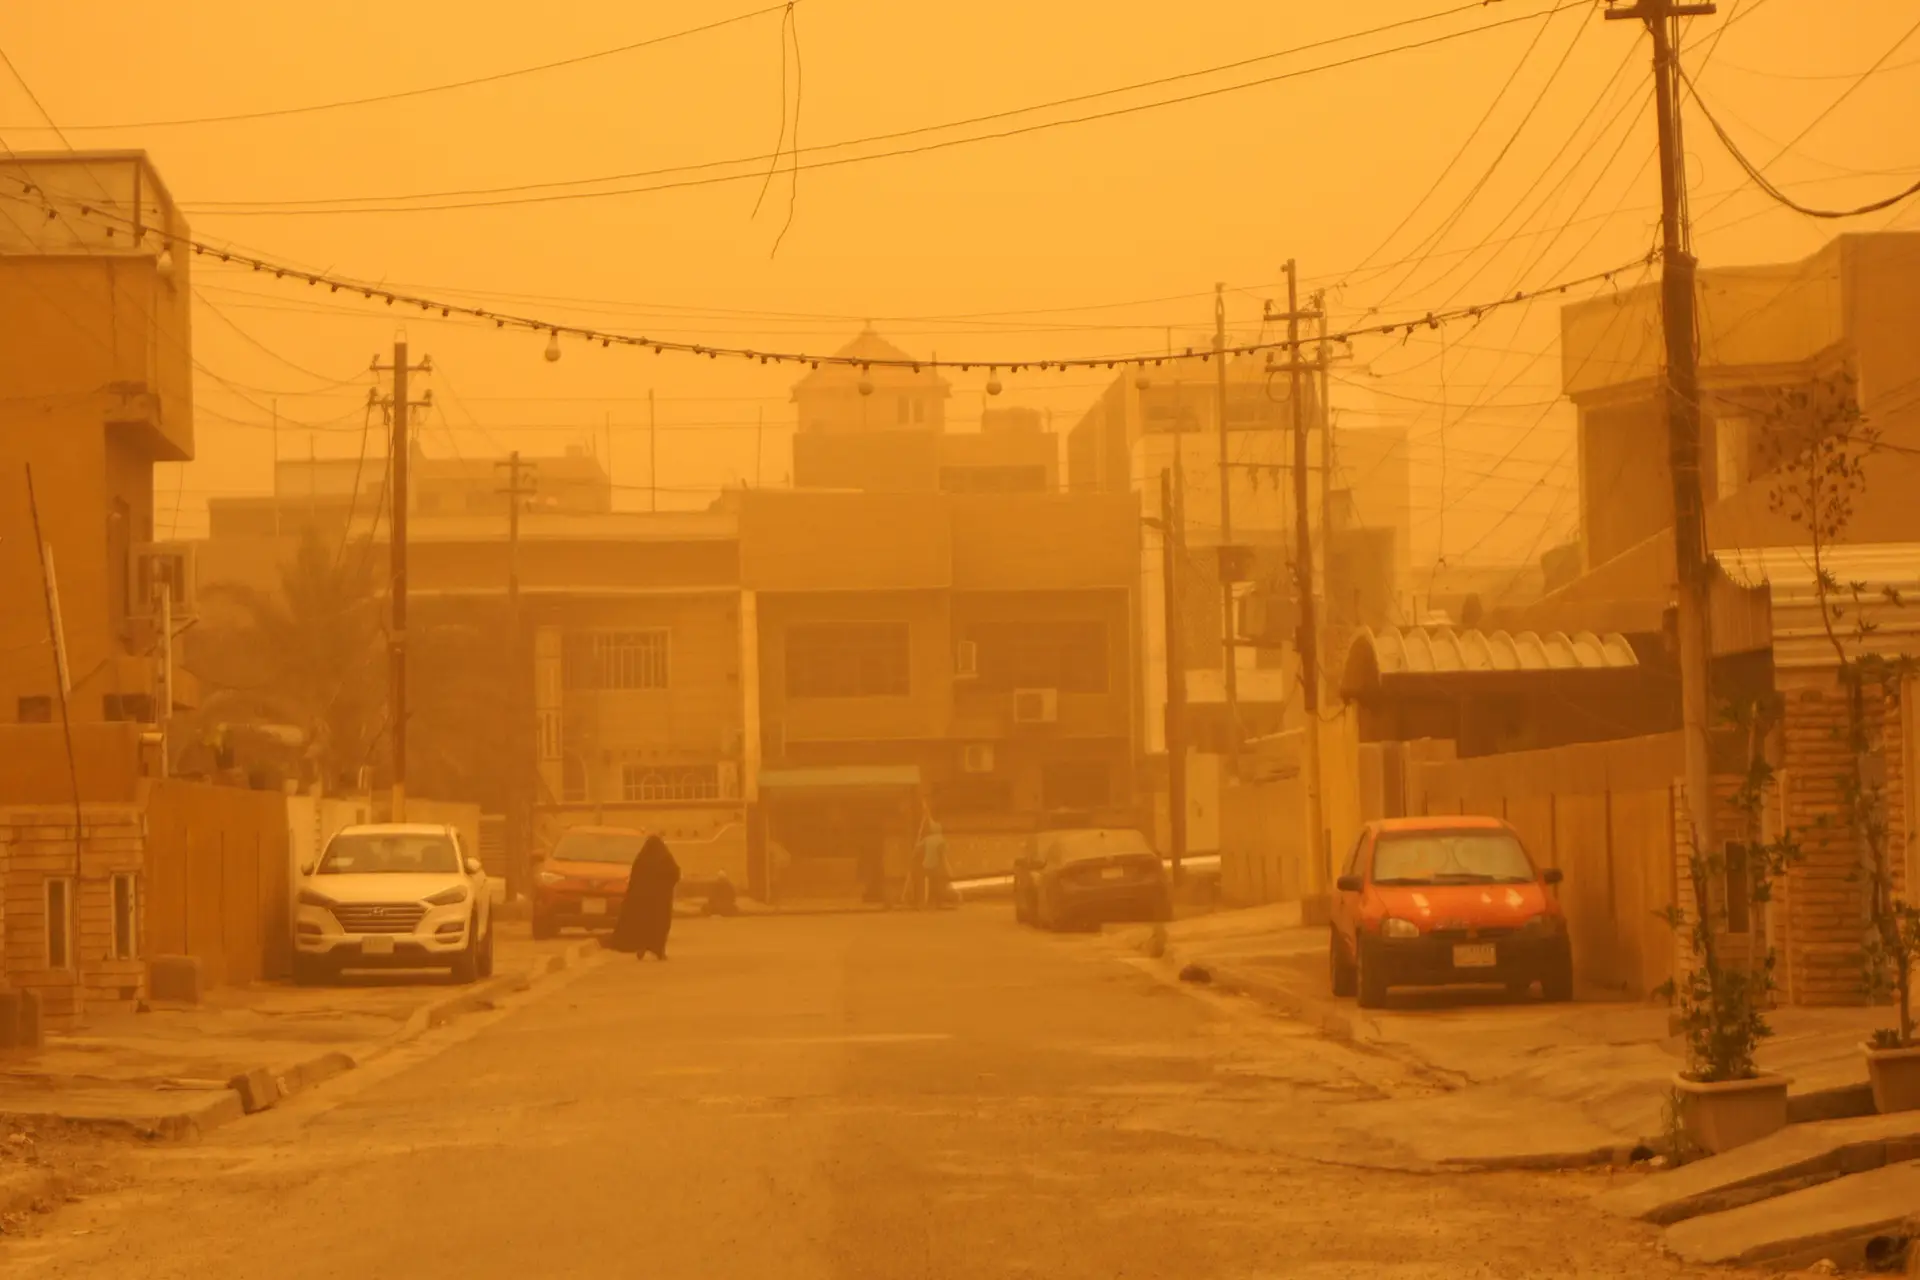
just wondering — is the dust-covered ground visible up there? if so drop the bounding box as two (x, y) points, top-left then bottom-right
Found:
(1, 909), (1733, 1279)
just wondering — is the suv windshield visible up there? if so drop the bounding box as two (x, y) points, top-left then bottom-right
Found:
(317, 833), (459, 875)
(1372, 832), (1534, 885)
(1054, 829), (1154, 865)
(552, 832), (644, 864)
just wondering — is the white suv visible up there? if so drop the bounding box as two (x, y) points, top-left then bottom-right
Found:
(294, 823), (495, 985)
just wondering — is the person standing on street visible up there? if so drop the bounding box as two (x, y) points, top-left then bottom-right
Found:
(918, 811), (951, 910)
(609, 834), (681, 960)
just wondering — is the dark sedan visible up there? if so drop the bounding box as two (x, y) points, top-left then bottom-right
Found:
(1016, 828), (1171, 931)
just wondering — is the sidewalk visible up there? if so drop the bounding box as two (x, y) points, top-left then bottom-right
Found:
(0, 925), (601, 1143)
(1117, 905), (1887, 1169)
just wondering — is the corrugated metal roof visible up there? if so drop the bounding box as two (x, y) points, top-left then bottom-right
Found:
(1362, 627), (1640, 675)
(1346, 626), (1640, 687)
(1718, 544), (1920, 669)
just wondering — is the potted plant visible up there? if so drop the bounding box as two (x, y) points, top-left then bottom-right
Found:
(1663, 696), (1797, 1155)
(1861, 840), (1920, 1112)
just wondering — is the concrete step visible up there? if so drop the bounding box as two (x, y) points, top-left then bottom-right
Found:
(1661, 1158), (1920, 1270)
(1597, 1110), (1920, 1225)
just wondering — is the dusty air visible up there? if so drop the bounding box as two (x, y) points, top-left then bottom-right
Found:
(1, 1), (1918, 1275)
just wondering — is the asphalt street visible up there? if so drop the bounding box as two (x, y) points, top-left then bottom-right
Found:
(4, 909), (1721, 1279)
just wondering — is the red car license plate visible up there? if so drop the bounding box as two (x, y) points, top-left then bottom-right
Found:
(1453, 943), (1497, 969)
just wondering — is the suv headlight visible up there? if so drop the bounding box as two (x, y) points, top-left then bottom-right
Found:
(297, 887), (336, 907)
(1380, 917), (1421, 939)
(424, 885), (470, 906)
(536, 870), (565, 886)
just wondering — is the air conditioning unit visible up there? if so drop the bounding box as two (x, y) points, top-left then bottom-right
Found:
(961, 743), (995, 774)
(1012, 688), (1059, 725)
(955, 640), (979, 679)
(133, 542), (196, 618)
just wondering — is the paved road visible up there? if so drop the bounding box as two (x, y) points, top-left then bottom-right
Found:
(5, 910), (1716, 1279)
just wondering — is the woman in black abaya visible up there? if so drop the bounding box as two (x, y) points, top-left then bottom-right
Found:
(609, 835), (681, 960)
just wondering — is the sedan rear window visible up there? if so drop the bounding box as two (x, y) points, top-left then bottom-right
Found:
(1372, 832), (1534, 885)
(318, 833), (458, 875)
(552, 832), (644, 864)
(1052, 829), (1154, 866)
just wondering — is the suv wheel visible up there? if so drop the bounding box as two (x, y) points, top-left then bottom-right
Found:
(476, 919), (496, 979)
(450, 918), (481, 984)
(1329, 931), (1356, 998)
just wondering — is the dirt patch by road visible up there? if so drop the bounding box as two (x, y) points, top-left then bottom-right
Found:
(0, 1119), (139, 1239)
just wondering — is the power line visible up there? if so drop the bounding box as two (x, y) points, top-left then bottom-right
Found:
(3, 4), (795, 132)
(178, 1), (1587, 216)
(1, 171), (1657, 375)
(1684, 72), (1920, 218)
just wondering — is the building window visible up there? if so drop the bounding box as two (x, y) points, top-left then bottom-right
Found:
(103, 693), (156, 723)
(17, 696), (52, 723)
(1042, 760), (1112, 811)
(786, 623), (910, 698)
(562, 755), (589, 804)
(45, 877), (73, 970)
(621, 765), (721, 803)
(112, 873), (139, 961)
(563, 630), (669, 691)
(962, 620), (1108, 694)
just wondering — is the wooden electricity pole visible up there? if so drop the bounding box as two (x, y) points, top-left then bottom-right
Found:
(372, 339), (433, 821)
(496, 451), (537, 900)
(1608, 0), (1718, 872)
(1161, 468), (1189, 880)
(1214, 283), (1241, 779)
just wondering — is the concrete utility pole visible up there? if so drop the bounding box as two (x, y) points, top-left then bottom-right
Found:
(372, 339), (433, 822)
(496, 451), (537, 902)
(1160, 468), (1189, 880)
(1608, 0), (1718, 874)
(1214, 283), (1240, 778)
(1266, 264), (1328, 901)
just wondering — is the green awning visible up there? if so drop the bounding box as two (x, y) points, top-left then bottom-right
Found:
(758, 766), (922, 792)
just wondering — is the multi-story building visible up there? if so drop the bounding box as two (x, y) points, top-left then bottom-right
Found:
(1066, 363), (1412, 756)
(0, 152), (196, 735)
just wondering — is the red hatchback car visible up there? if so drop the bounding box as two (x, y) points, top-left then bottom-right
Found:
(1330, 816), (1572, 1008)
(531, 826), (646, 939)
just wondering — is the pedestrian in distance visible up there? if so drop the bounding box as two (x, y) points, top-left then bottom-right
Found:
(609, 834), (681, 960)
(918, 810), (954, 910)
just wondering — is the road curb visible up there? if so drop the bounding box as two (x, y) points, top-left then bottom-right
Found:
(1, 939), (607, 1144)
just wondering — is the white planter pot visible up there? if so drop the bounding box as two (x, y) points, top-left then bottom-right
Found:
(1671, 1072), (1790, 1155)
(1861, 1042), (1920, 1114)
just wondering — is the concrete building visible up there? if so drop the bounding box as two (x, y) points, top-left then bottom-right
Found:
(0, 152), (196, 733)
(1065, 362), (1413, 755)
(790, 329), (1057, 494)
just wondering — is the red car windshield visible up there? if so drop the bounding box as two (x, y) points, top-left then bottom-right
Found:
(1372, 832), (1534, 885)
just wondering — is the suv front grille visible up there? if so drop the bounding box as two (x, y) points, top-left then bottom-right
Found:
(331, 902), (428, 934)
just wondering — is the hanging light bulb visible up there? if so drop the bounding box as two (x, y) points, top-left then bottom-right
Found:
(857, 377), (874, 397)
(544, 330), (562, 363)
(155, 247), (175, 282)
(985, 369), (1003, 397)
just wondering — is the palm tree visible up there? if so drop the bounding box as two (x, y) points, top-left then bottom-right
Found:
(188, 530), (385, 792)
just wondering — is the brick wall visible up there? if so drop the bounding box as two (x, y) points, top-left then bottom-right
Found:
(1774, 673), (1907, 1007)
(0, 804), (147, 1029)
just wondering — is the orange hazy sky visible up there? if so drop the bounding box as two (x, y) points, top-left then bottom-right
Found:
(3, 0), (1916, 570)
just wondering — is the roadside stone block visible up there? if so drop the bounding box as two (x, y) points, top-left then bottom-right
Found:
(227, 1067), (281, 1115)
(0, 990), (20, 1049)
(0, 989), (45, 1051)
(148, 955), (203, 1005)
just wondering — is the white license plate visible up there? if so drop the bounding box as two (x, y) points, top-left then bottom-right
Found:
(1100, 867), (1127, 881)
(1453, 943), (1497, 969)
(581, 898), (608, 916)
(360, 935), (395, 957)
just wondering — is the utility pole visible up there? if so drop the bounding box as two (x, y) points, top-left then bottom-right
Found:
(1315, 290), (1333, 600)
(1214, 283), (1240, 778)
(496, 451), (537, 902)
(371, 339), (433, 821)
(1608, 0), (1718, 880)
(649, 388), (658, 513)
(1266, 264), (1328, 901)
(1160, 468), (1189, 880)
